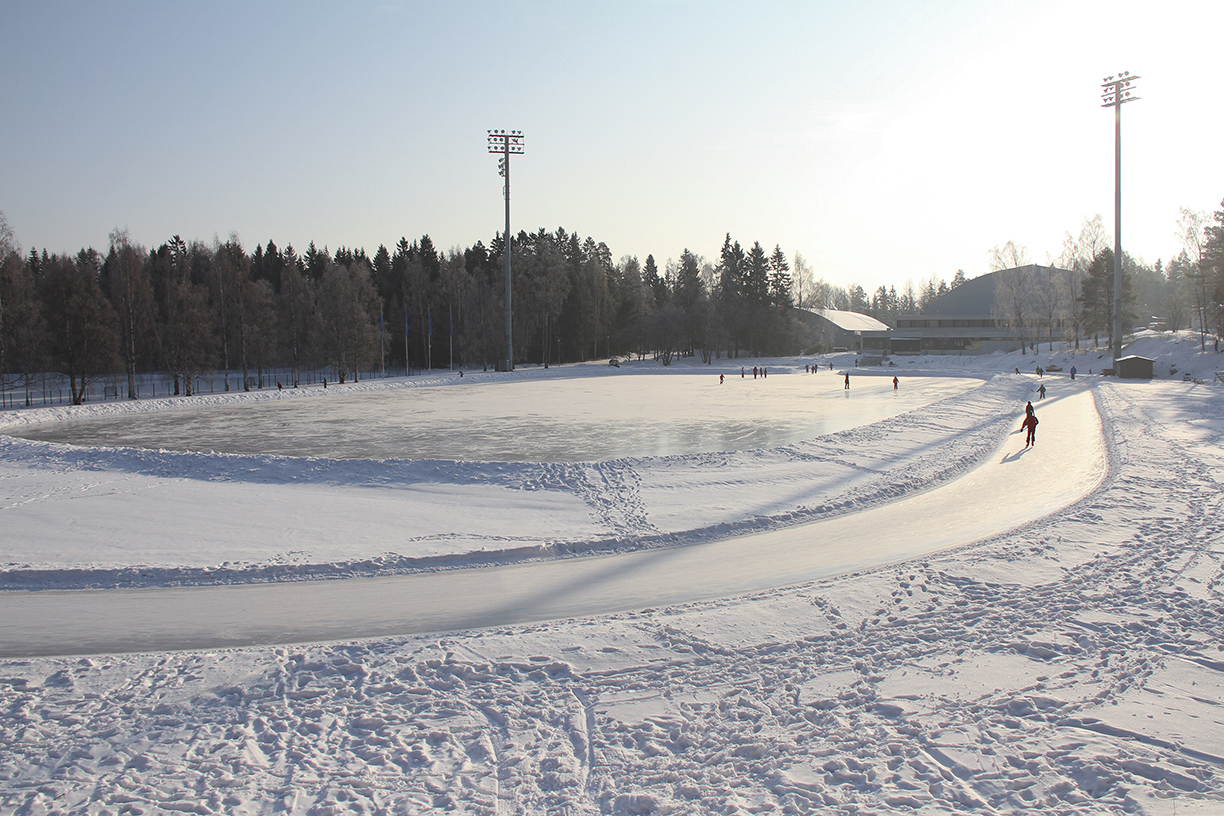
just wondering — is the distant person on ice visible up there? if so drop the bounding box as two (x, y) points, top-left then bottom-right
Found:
(1025, 401), (1035, 417)
(893, 376), (898, 390)
(1038, 383), (1046, 399)
(844, 373), (850, 390)
(1021, 410), (1039, 448)
(1070, 365), (1077, 380)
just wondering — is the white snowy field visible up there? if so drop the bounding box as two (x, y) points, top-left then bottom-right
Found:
(1, 332), (1223, 815)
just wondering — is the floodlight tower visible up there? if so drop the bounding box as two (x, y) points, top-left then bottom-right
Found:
(1101, 72), (1139, 368)
(488, 129), (524, 371)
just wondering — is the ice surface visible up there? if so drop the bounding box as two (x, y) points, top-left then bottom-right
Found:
(9, 370), (977, 462)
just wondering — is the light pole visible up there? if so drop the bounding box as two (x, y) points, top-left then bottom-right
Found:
(488, 129), (523, 371)
(1101, 72), (1139, 368)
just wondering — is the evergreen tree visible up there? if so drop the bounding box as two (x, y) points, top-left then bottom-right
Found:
(768, 245), (793, 309)
(643, 254), (666, 308)
(0, 215), (48, 405)
(1078, 248), (1136, 350)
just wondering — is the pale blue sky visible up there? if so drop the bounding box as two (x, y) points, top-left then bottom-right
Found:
(3, 0), (1221, 290)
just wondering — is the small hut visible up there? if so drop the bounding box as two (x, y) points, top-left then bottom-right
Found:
(1116, 355), (1154, 380)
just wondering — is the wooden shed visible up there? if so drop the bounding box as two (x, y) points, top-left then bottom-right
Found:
(1116, 355), (1154, 379)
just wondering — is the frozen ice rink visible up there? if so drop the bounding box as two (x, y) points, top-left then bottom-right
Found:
(11, 371), (978, 462)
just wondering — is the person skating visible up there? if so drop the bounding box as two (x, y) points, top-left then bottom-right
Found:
(1021, 410), (1039, 447)
(893, 376), (898, 390)
(844, 372), (850, 390)
(1038, 383), (1046, 399)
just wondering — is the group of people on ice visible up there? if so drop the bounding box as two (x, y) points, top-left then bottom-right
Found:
(719, 364), (899, 393)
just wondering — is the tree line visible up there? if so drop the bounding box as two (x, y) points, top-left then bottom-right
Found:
(3, 201), (1222, 406)
(0, 219), (837, 405)
(987, 202), (1224, 355)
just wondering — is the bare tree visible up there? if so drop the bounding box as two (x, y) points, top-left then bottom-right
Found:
(276, 245), (316, 387)
(318, 257), (380, 383)
(151, 237), (213, 396)
(40, 251), (120, 404)
(791, 252), (815, 309)
(103, 229), (156, 399)
(1175, 207), (1210, 350)
(1055, 215), (1107, 349)
(990, 241), (1033, 354)
(212, 236), (258, 390)
(1033, 264), (1069, 351)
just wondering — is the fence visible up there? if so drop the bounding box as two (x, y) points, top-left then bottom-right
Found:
(0, 366), (423, 411)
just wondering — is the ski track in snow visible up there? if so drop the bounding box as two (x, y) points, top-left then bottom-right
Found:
(2, 346), (1224, 814)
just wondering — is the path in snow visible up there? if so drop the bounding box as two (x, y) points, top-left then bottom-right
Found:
(0, 384), (1103, 657)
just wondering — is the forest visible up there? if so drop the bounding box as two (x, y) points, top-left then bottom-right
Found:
(1, 202), (1222, 406)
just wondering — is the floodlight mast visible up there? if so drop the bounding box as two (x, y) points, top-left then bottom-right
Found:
(1101, 73), (1139, 369)
(487, 129), (524, 371)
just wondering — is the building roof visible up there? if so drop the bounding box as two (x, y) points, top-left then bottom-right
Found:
(817, 309), (891, 332)
(918, 265), (1071, 317)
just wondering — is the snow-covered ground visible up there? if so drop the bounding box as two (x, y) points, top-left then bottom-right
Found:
(1, 332), (1222, 814)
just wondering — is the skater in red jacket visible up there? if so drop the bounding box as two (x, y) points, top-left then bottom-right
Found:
(1021, 411), (1039, 448)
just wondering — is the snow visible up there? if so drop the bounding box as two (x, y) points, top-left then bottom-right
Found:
(816, 309), (891, 333)
(1, 332), (1223, 814)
